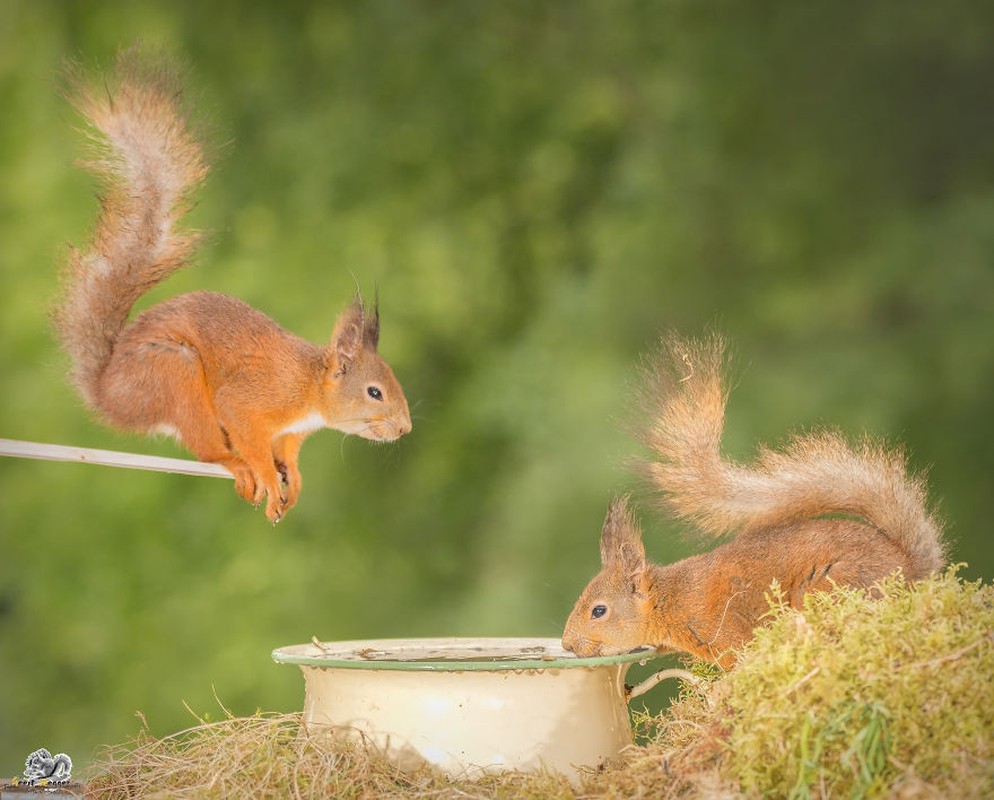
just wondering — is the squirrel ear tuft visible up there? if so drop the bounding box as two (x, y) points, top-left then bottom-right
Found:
(363, 297), (380, 351)
(599, 496), (646, 572)
(330, 302), (364, 373)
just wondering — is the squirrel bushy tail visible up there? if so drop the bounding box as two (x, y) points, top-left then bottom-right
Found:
(639, 333), (945, 574)
(54, 49), (208, 411)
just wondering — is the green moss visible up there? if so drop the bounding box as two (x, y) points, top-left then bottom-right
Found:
(640, 566), (994, 798)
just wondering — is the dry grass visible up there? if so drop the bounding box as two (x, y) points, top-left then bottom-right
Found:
(85, 713), (579, 799)
(85, 568), (994, 799)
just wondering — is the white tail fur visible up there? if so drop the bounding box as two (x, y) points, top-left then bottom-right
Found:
(640, 334), (944, 573)
(54, 48), (208, 409)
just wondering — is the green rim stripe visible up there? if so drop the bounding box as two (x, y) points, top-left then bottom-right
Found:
(271, 647), (659, 672)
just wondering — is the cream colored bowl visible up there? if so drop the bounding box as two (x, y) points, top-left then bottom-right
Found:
(272, 637), (666, 781)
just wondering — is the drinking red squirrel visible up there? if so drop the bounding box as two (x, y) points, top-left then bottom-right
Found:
(562, 334), (944, 667)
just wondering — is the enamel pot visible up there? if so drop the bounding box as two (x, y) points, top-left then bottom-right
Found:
(272, 637), (672, 781)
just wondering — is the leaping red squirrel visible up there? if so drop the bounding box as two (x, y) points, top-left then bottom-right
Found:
(53, 50), (412, 523)
(562, 334), (944, 667)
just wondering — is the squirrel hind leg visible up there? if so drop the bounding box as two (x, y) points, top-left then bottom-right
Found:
(96, 327), (287, 519)
(96, 335), (213, 439)
(97, 332), (253, 479)
(95, 344), (195, 434)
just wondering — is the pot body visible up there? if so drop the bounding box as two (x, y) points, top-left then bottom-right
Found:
(275, 637), (645, 780)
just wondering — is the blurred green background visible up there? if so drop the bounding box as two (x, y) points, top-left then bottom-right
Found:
(1, 0), (992, 774)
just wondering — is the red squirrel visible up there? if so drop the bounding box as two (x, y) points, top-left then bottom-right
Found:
(562, 334), (944, 667)
(53, 50), (412, 523)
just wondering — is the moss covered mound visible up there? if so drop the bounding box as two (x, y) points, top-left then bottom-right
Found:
(86, 569), (993, 799)
(630, 567), (994, 798)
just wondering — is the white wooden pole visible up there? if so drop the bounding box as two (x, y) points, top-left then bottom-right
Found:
(0, 438), (233, 479)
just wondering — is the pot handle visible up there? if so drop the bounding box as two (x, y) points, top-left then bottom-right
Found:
(626, 668), (701, 701)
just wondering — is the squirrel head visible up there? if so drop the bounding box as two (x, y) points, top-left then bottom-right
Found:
(561, 496), (658, 657)
(323, 299), (412, 442)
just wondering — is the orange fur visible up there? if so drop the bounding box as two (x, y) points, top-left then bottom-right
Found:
(53, 49), (411, 523)
(562, 335), (944, 667)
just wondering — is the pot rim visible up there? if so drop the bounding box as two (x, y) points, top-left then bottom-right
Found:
(272, 636), (659, 672)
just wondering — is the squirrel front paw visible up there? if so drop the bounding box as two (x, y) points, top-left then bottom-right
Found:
(211, 457), (290, 523)
(275, 459), (302, 512)
(264, 488), (286, 525)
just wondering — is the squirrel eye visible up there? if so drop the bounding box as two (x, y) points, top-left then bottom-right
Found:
(591, 605), (607, 619)
(367, 386), (383, 401)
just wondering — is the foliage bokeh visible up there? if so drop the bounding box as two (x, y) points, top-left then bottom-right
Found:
(1, 0), (992, 772)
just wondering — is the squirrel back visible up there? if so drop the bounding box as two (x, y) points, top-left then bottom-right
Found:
(562, 334), (945, 665)
(53, 49), (412, 523)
